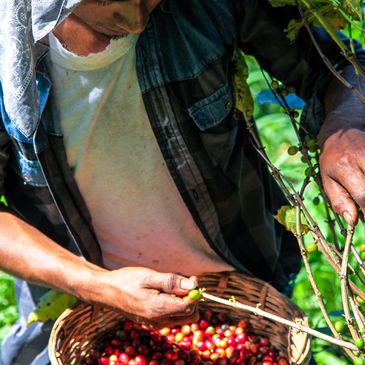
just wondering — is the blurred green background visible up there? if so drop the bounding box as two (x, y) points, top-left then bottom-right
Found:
(0, 272), (17, 342)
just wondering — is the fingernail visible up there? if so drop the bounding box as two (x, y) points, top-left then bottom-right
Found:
(343, 211), (353, 225)
(180, 278), (195, 290)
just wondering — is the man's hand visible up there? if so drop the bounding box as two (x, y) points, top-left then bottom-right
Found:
(319, 65), (365, 225)
(91, 267), (199, 328)
(319, 128), (365, 225)
(0, 212), (199, 329)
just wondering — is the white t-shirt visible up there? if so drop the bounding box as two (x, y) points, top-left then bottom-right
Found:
(47, 32), (233, 276)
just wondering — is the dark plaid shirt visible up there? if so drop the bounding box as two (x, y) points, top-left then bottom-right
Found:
(1, 1), (365, 364)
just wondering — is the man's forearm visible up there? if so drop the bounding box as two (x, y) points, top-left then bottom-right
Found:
(317, 64), (365, 224)
(319, 65), (365, 145)
(0, 211), (104, 300)
(0, 211), (199, 326)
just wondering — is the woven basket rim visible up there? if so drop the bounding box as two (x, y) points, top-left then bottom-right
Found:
(49, 272), (312, 365)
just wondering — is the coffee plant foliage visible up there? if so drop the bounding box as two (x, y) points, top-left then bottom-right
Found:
(245, 14), (364, 359)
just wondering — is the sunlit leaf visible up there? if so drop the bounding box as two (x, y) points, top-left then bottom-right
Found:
(27, 290), (77, 325)
(275, 205), (310, 234)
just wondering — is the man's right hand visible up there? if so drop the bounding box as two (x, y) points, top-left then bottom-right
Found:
(0, 212), (199, 328)
(91, 267), (199, 328)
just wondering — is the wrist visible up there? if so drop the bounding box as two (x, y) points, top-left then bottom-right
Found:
(73, 267), (133, 313)
(321, 65), (365, 146)
(318, 113), (365, 148)
(59, 259), (108, 303)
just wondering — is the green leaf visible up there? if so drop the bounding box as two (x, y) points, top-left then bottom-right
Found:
(232, 48), (254, 123)
(0, 195), (7, 206)
(266, 0), (297, 7)
(285, 18), (304, 43)
(275, 205), (310, 235)
(267, 0), (323, 7)
(284, 5), (340, 43)
(27, 290), (77, 326)
(342, 0), (362, 19)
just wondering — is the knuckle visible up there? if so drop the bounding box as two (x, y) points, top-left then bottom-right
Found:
(140, 270), (153, 287)
(337, 153), (352, 168)
(143, 308), (156, 320)
(165, 273), (178, 292)
(352, 192), (365, 207)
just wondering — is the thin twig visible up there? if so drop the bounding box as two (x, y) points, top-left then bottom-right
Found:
(323, 200), (340, 249)
(201, 292), (358, 351)
(300, 0), (365, 82)
(248, 119), (365, 303)
(246, 110), (365, 306)
(310, 230), (365, 302)
(246, 122), (296, 205)
(297, 4), (365, 106)
(276, 90), (343, 252)
(295, 206), (356, 359)
(340, 225), (360, 340)
(350, 296), (365, 335)
(241, 51), (365, 357)
(332, 245), (365, 287)
(352, 247), (365, 279)
(272, 76), (342, 250)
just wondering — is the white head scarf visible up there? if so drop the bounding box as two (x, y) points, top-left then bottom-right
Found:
(0, 0), (80, 138)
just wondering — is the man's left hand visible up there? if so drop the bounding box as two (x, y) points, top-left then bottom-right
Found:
(319, 127), (365, 225)
(318, 65), (365, 225)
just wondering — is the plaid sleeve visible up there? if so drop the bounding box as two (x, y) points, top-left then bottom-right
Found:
(234, 0), (365, 100)
(233, 0), (365, 135)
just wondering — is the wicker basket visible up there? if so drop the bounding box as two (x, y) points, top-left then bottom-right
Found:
(49, 272), (311, 365)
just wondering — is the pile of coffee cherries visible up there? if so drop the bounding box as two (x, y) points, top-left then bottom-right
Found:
(82, 309), (289, 365)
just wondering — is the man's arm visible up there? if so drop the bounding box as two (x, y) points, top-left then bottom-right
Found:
(0, 79), (197, 326)
(0, 210), (198, 327)
(319, 66), (365, 225)
(234, 0), (365, 223)
(233, 0), (348, 101)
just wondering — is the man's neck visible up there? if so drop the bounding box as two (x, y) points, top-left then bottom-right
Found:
(52, 14), (112, 56)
